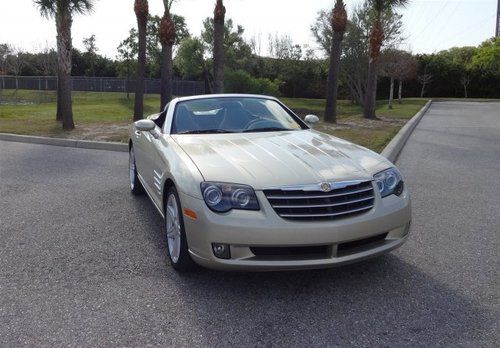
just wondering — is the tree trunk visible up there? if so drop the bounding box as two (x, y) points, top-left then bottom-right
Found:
(363, 18), (383, 119)
(204, 69), (213, 94)
(464, 84), (468, 98)
(134, 17), (147, 121)
(324, 32), (343, 123)
(56, 69), (63, 121)
(213, 2), (225, 94)
(56, 13), (74, 130)
(346, 81), (358, 105)
(388, 77), (394, 109)
(160, 44), (173, 112)
(398, 80), (402, 104)
(354, 76), (365, 106)
(420, 83), (425, 98)
(346, 75), (364, 106)
(363, 58), (378, 119)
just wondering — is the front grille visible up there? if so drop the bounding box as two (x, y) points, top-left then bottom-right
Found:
(264, 181), (375, 221)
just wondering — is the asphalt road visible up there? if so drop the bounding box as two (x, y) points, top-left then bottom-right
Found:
(0, 101), (498, 347)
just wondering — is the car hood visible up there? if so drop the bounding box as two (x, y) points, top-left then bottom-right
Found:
(172, 130), (393, 190)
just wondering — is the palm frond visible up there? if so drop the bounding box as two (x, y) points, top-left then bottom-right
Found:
(394, 0), (410, 8)
(70, 0), (95, 15)
(33, 0), (57, 18)
(163, 0), (175, 13)
(369, 0), (410, 14)
(33, 0), (95, 18)
(371, 0), (385, 14)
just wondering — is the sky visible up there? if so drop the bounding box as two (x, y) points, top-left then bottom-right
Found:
(0, 0), (497, 58)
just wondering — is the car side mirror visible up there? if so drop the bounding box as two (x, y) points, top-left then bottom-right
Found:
(134, 119), (156, 132)
(304, 114), (320, 127)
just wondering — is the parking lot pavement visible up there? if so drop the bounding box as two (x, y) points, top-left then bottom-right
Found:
(0, 101), (498, 346)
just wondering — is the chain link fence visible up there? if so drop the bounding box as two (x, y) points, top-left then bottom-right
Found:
(0, 75), (205, 96)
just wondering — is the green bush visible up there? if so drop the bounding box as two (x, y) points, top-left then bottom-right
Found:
(224, 69), (281, 96)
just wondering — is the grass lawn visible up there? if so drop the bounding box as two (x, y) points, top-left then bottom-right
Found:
(0, 90), (428, 152)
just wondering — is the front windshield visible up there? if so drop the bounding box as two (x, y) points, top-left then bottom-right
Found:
(170, 97), (306, 134)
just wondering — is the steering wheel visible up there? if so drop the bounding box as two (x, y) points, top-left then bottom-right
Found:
(244, 117), (283, 130)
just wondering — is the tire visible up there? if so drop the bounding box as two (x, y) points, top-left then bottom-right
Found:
(164, 186), (197, 272)
(129, 145), (144, 195)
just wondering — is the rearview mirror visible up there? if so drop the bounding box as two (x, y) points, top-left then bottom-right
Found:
(134, 119), (156, 132)
(304, 114), (320, 127)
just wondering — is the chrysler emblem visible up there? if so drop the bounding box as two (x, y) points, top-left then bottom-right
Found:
(320, 182), (331, 192)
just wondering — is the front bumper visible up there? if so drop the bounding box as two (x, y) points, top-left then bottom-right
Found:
(179, 186), (411, 271)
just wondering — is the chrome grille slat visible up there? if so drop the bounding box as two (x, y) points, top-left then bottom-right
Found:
(264, 180), (375, 221)
(265, 187), (373, 200)
(279, 205), (374, 218)
(272, 195), (374, 209)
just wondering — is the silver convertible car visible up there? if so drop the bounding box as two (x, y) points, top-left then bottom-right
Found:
(129, 94), (411, 271)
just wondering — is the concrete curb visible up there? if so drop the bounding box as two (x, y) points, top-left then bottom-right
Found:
(0, 133), (128, 152)
(381, 100), (432, 163)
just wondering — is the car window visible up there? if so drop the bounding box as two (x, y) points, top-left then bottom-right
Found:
(171, 97), (306, 134)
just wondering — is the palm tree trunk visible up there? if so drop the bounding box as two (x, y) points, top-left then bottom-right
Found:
(160, 44), (173, 111)
(363, 59), (378, 119)
(56, 69), (63, 121)
(363, 18), (383, 120)
(56, 13), (74, 130)
(398, 80), (402, 104)
(134, 17), (147, 121)
(388, 77), (394, 109)
(324, 32), (343, 123)
(213, 1), (225, 94)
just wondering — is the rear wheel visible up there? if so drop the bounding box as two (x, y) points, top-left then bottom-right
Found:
(165, 186), (196, 272)
(129, 145), (144, 195)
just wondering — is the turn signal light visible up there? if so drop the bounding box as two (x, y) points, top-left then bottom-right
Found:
(183, 208), (198, 220)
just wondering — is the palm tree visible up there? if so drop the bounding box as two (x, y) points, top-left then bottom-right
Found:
(134, 0), (149, 121)
(324, 0), (347, 123)
(34, 0), (94, 130)
(213, 0), (225, 94)
(363, 0), (408, 119)
(159, 0), (176, 111)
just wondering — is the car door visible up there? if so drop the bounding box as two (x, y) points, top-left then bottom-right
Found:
(132, 125), (151, 192)
(140, 128), (164, 206)
(140, 106), (171, 210)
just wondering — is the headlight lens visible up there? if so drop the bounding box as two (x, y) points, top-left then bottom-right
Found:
(374, 168), (404, 198)
(201, 182), (260, 212)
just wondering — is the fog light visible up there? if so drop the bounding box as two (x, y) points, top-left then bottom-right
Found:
(212, 243), (231, 259)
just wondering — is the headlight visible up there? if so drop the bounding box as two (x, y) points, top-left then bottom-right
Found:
(200, 182), (260, 212)
(373, 168), (404, 198)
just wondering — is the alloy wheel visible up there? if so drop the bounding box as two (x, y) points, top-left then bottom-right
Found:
(166, 193), (182, 263)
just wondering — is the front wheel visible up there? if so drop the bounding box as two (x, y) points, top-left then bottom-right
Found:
(164, 186), (196, 272)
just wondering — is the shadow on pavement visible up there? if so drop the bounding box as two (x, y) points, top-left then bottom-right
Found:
(166, 254), (491, 346)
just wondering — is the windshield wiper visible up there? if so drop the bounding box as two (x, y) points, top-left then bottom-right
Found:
(179, 129), (235, 134)
(243, 127), (294, 133)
